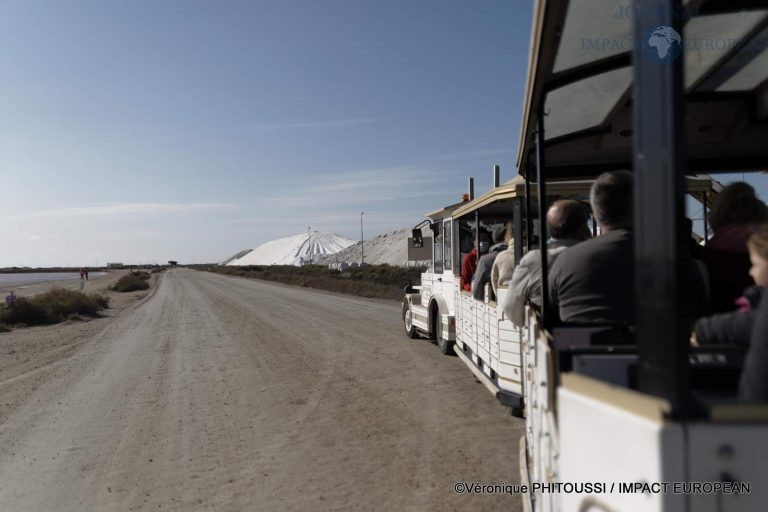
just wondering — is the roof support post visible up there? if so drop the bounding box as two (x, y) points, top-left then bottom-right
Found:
(525, 168), (533, 252)
(703, 192), (709, 245)
(475, 210), (480, 259)
(632, 0), (690, 416)
(535, 108), (549, 328)
(513, 198), (524, 265)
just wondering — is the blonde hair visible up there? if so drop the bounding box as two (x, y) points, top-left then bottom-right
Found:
(748, 224), (768, 260)
(505, 221), (514, 242)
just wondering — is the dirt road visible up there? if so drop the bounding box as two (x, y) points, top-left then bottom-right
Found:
(0, 269), (523, 511)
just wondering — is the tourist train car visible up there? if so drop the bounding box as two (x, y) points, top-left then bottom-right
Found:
(405, 0), (768, 510)
(514, 0), (768, 511)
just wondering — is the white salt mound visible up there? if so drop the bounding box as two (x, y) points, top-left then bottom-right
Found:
(317, 227), (427, 267)
(220, 249), (253, 266)
(228, 232), (355, 266)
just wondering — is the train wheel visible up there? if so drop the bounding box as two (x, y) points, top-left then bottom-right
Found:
(403, 302), (419, 339)
(436, 311), (453, 355)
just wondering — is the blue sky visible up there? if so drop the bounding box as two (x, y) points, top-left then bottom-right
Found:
(0, 1), (765, 266)
(0, 0), (531, 266)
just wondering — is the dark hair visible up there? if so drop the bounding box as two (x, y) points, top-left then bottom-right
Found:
(590, 171), (633, 229)
(548, 201), (589, 239)
(709, 182), (768, 232)
(491, 225), (506, 244)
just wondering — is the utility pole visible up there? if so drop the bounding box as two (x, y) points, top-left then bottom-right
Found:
(307, 226), (311, 265)
(360, 212), (364, 265)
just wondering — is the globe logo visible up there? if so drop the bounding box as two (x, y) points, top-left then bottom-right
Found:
(641, 25), (682, 63)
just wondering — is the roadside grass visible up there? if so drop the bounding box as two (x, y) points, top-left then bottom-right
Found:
(111, 272), (151, 292)
(198, 264), (426, 300)
(0, 288), (110, 329)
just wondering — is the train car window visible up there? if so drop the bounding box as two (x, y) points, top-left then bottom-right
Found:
(443, 220), (452, 271)
(434, 228), (443, 274)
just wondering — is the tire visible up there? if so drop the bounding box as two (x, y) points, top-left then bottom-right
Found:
(403, 302), (419, 339)
(435, 309), (454, 355)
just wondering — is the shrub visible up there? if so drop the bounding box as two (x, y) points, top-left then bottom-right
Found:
(0, 288), (110, 327)
(93, 294), (110, 309)
(111, 273), (151, 292)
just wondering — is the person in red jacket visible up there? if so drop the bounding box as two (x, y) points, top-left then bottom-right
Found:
(460, 231), (490, 291)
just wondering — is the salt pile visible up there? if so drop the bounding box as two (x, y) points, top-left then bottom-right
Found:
(228, 232), (355, 266)
(316, 227), (428, 267)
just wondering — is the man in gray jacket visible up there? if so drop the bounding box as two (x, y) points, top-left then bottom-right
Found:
(502, 200), (590, 325)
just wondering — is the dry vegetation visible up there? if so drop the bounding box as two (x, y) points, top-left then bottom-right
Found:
(199, 264), (426, 300)
(111, 272), (151, 292)
(0, 288), (109, 330)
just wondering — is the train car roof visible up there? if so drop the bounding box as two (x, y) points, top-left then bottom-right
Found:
(450, 174), (714, 219)
(425, 201), (466, 221)
(516, 0), (768, 178)
(451, 176), (590, 219)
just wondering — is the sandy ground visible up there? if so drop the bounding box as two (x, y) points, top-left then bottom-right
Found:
(0, 271), (157, 425)
(0, 268), (524, 511)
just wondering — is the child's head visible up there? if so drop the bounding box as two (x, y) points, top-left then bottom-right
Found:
(748, 225), (768, 287)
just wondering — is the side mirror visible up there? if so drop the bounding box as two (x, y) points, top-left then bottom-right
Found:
(411, 229), (424, 248)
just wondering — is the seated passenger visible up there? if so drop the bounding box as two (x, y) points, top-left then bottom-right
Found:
(683, 216), (710, 300)
(491, 221), (516, 295)
(704, 183), (768, 313)
(694, 225), (768, 346)
(549, 171), (635, 324)
(460, 231), (489, 291)
(472, 226), (507, 301)
(740, 287), (768, 402)
(502, 200), (590, 326)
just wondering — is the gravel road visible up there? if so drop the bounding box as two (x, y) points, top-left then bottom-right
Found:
(0, 269), (523, 511)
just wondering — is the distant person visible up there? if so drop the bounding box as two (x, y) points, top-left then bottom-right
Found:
(5, 291), (16, 307)
(491, 221), (516, 295)
(80, 268), (85, 280)
(503, 200), (590, 326)
(84, 267), (89, 280)
(704, 182), (768, 313)
(460, 231), (490, 292)
(472, 225), (507, 301)
(549, 171), (635, 324)
(693, 225), (768, 346)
